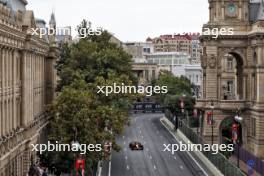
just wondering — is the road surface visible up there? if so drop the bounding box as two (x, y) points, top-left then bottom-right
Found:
(102, 113), (209, 176)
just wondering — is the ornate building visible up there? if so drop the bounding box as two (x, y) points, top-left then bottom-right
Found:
(197, 0), (264, 158)
(0, 0), (58, 175)
(148, 34), (192, 54)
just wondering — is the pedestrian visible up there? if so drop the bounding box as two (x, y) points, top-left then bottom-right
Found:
(42, 168), (48, 176)
(37, 166), (44, 176)
(28, 164), (41, 176)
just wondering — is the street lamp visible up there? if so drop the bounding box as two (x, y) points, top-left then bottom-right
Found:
(234, 108), (243, 168)
(209, 101), (215, 145)
(71, 127), (84, 176)
(179, 94), (186, 128)
(193, 108), (199, 134)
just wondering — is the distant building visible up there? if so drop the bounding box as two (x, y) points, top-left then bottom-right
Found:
(185, 64), (203, 98)
(132, 63), (159, 85)
(190, 34), (202, 64)
(146, 52), (190, 73)
(147, 33), (202, 63)
(123, 42), (158, 85)
(148, 34), (192, 54)
(146, 52), (202, 97)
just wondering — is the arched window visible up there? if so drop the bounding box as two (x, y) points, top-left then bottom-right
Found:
(221, 53), (243, 100)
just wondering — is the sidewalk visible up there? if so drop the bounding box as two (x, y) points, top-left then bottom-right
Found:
(188, 123), (261, 176)
(229, 155), (261, 176)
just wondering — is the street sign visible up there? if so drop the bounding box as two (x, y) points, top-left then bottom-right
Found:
(247, 160), (255, 176)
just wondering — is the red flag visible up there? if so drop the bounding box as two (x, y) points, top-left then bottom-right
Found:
(232, 123), (238, 144)
(75, 159), (85, 176)
(207, 112), (212, 125)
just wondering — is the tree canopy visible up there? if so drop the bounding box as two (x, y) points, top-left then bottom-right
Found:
(153, 72), (194, 104)
(43, 20), (136, 173)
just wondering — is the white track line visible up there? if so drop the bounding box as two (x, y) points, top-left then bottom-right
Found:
(161, 120), (209, 176)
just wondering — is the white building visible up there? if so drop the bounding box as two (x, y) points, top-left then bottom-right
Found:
(191, 37), (202, 64)
(146, 52), (190, 72)
(146, 52), (202, 97)
(185, 64), (203, 98)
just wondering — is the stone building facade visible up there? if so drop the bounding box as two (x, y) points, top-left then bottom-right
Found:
(197, 0), (264, 158)
(0, 0), (58, 175)
(132, 63), (158, 86)
(147, 34), (202, 64)
(148, 34), (192, 54)
(123, 42), (159, 85)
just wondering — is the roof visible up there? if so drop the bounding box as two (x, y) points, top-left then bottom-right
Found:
(146, 37), (153, 42)
(146, 52), (190, 56)
(35, 18), (46, 25)
(158, 34), (192, 40)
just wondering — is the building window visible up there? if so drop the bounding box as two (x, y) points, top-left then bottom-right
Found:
(145, 70), (149, 81)
(227, 81), (233, 93)
(227, 81), (234, 96)
(227, 58), (233, 70)
(143, 48), (151, 53)
(196, 75), (199, 83)
(152, 70), (155, 79)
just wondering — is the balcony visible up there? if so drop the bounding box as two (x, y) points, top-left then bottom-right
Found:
(196, 99), (252, 111)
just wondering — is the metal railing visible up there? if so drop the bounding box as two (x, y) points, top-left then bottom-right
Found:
(165, 110), (246, 176)
(131, 102), (164, 113)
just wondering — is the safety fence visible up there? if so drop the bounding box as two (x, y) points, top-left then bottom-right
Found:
(165, 110), (246, 176)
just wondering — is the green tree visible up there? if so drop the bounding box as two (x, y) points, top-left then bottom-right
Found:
(153, 72), (196, 126)
(164, 95), (195, 115)
(42, 20), (136, 173)
(153, 72), (194, 104)
(57, 20), (135, 91)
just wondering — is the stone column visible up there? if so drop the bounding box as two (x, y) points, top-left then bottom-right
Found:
(0, 47), (2, 137)
(21, 51), (29, 127)
(0, 100), (2, 138)
(217, 73), (221, 99)
(242, 75), (246, 100)
(12, 50), (17, 130)
(45, 46), (59, 104)
(258, 70), (264, 102)
(7, 98), (10, 135)
(22, 148), (30, 176)
(221, 3), (224, 20)
(3, 49), (6, 89)
(2, 48), (7, 136)
(206, 68), (218, 99)
(6, 48), (11, 135)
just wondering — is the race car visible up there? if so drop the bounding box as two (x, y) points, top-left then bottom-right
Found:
(129, 141), (144, 150)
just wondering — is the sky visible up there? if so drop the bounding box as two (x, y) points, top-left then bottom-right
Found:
(27, 0), (209, 42)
